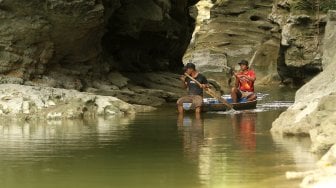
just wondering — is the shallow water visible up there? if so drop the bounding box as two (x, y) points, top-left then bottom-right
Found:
(0, 87), (320, 188)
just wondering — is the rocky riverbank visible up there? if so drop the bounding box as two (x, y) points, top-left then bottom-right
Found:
(0, 70), (189, 120)
(0, 83), (156, 120)
(271, 10), (336, 188)
(0, 0), (196, 118)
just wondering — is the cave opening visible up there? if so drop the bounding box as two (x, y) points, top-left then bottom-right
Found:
(101, 0), (198, 73)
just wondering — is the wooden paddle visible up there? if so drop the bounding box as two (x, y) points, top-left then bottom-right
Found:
(184, 73), (233, 110)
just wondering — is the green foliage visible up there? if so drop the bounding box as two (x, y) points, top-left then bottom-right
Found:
(320, 0), (336, 12)
(293, 0), (336, 13)
(294, 0), (316, 11)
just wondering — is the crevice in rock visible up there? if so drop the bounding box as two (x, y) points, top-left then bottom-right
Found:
(250, 15), (262, 21)
(277, 44), (322, 87)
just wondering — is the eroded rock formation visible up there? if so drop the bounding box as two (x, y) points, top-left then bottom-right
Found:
(271, 10), (336, 187)
(269, 0), (326, 86)
(271, 11), (336, 152)
(183, 0), (279, 87)
(0, 0), (198, 111)
(182, 0), (329, 88)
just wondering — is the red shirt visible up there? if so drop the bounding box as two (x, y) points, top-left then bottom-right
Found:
(237, 70), (255, 92)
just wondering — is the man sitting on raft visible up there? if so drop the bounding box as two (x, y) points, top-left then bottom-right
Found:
(177, 62), (209, 114)
(231, 60), (257, 103)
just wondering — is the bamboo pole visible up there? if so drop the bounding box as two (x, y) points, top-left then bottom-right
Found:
(184, 73), (233, 110)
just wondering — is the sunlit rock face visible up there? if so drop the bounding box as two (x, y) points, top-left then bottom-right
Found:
(272, 11), (336, 154)
(322, 10), (336, 68)
(269, 0), (326, 85)
(183, 0), (278, 87)
(271, 11), (336, 188)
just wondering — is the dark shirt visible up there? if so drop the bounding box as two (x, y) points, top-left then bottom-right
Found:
(185, 73), (208, 96)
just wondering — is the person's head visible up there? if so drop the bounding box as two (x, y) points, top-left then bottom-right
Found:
(238, 60), (249, 70)
(184, 62), (196, 74)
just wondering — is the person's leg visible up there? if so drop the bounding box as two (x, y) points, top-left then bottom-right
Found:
(246, 93), (257, 101)
(178, 105), (184, 114)
(195, 111), (201, 120)
(231, 87), (242, 103)
(177, 96), (193, 114)
(231, 87), (238, 103)
(193, 95), (203, 115)
(195, 107), (201, 114)
(177, 97), (185, 114)
(177, 113), (184, 126)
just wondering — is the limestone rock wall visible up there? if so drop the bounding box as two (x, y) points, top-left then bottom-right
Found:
(0, 0), (105, 84)
(182, 0), (279, 88)
(269, 0), (327, 85)
(0, 0), (196, 107)
(181, 0), (332, 88)
(271, 10), (336, 187)
(0, 0), (196, 82)
(271, 10), (336, 153)
(322, 10), (336, 67)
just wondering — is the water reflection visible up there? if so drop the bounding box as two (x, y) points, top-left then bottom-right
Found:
(231, 113), (257, 151)
(177, 113), (258, 186)
(271, 132), (320, 171)
(177, 114), (204, 162)
(0, 107), (320, 188)
(0, 117), (135, 162)
(177, 114), (211, 186)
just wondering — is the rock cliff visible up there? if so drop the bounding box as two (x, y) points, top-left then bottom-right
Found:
(269, 0), (328, 86)
(0, 0), (335, 120)
(183, 0), (279, 87)
(271, 10), (336, 187)
(0, 0), (198, 113)
(271, 10), (336, 152)
(183, 0), (330, 88)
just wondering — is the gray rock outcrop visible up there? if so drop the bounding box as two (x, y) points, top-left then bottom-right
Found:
(0, 84), (137, 120)
(271, 10), (336, 187)
(0, 0), (197, 114)
(272, 11), (336, 152)
(269, 0), (327, 85)
(183, 0), (279, 87)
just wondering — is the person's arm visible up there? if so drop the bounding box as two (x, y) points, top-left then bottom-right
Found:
(246, 71), (256, 82)
(180, 75), (188, 88)
(200, 75), (209, 89)
(233, 72), (240, 88)
(235, 71), (256, 82)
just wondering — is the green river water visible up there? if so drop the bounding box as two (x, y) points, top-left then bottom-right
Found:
(0, 87), (320, 188)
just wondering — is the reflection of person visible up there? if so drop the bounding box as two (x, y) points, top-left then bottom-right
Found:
(177, 113), (204, 161)
(231, 113), (256, 150)
(231, 60), (257, 103)
(177, 62), (209, 115)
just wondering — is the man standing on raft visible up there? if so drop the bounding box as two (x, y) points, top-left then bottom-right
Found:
(177, 62), (209, 114)
(231, 60), (257, 103)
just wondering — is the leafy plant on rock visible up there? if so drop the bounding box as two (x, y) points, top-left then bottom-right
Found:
(293, 0), (336, 13)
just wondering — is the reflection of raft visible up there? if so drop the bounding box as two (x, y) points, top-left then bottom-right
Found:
(183, 98), (257, 112)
